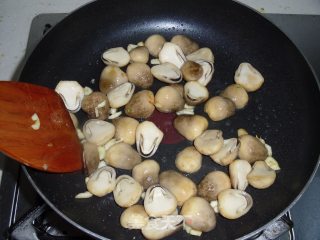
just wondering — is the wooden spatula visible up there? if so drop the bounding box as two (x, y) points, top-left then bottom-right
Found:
(0, 81), (83, 173)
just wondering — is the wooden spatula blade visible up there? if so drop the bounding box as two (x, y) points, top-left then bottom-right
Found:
(0, 81), (83, 172)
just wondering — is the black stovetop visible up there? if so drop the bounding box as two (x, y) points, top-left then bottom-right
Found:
(0, 13), (320, 240)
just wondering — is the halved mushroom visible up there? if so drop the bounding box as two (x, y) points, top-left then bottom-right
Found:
(120, 205), (149, 229)
(159, 170), (197, 206)
(55, 81), (84, 113)
(204, 96), (236, 121)
(102, 47), (130, 67)
(126, 63), (154, 89)
(125, 90), (155, 118)
(99, 65), (128, 94)
(175, 146), (202, 173)
(132, 160), (160, 189)
(141, 215), (184, 240)
(81, 92), (110, 120)
(181, 60), (203, 82)
(158, 42), (186, 68)
(113, 116), (139, 145)
(86, 166), (116, 197)
(113, 175), (143, 208)
(218, 189), (253, 219)
(198, 171), (231, 201)
(229, 160), (252, 191)
(151, 63), (182, 84)
(170, 35), (199, 55)
(238, 134), (268, 163)
(83, 119), (115, 146)
(186, 47), (214, 63)
(104, 142), (141, 170)
(194, 130), (224, 155)
(181, 196), (216, 232)
(210, 138), (239, 166)
(234, 62), (264, 92)
(247, 161), (276, 189)
(144, 185), (177, 217)
(82, 142), (100, 176)
(174, 115), (208, 141)
(129, 46), (149, 63)
(136, 121), (164, 158)
(196, 60), (214, 86)
(184, 81), (209, 106)
(106, 82), (135, 109)
(220, 84), (249, 109)
(144, 34), (166, 57)
(155, 86), (185, 113)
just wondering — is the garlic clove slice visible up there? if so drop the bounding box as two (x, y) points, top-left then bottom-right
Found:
(136, 121), (164, 158)
(102, 47), (130, 67)
(158, 42), (186, 68)
(55, 80), (84, 113)
(151, 62), (182, 84)
(107, 82), (135, 109)
(184, 81), (209, 106)
(234, 62), (264, 92)
(196, 60), (214, 86)
(83, 119), (115, 146)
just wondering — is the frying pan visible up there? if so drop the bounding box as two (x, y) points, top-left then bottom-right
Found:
(18, 0), (320, 239)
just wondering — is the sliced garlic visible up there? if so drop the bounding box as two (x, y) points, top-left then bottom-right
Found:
(150, 58), (161, 65)
(31, 113), (40, 130)
(83, 86), (93, 95)
(75, 191), (93, 199)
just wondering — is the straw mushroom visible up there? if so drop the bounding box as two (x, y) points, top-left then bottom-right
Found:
(218, 189), (253, 219)
(83, 119), (115, 146)
(186, 47), (214, 63)
(181, 60), (203, 81)
(86, 166), (116, 197)
(151, 63), (182, 84)
(247, 161), (276, 189)
(198, 171), (231, 201)
(158, 42), (186, 68)
(82, 142), (100, 176)
(159, 170), (197, 206)
(204, 96), (236, 121)
(102, 47), (130, 67)
(170, 35), (199, 55)
(99, 66), (128, 94)
(155, 86), (185, 113)
(113, 175), (143, 208)
(181, 196), (216, 232)
(129, 46), (149, 63)
(175, 146), (202, 173)
(125, 90), (155, 118)
(113, 117), (139, 145)
(81, 92), (110, 120)
(184, 81), (209, 106)
(238, 134), (268, 163)
(106, 82), (135, 109)
(126, 63), (154, 89)
(105, 142), (141, 170)
(194, 130), (224, 155)
(210, 138), (239, 166)
(234, 62), (264, 92)
(144, 34), (166, 57)
(120, 205), (149, 229)
(132, 160), (160, 189)
(229, 160), (252, 191)
(196, 60), (214, 86)
(174, 115), (208, 141)
(220, 84), (249, 109)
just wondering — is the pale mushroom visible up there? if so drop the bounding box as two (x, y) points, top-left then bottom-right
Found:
(99, 65), (128, 94)
(155, 86), (185, 113)
(218, 189), (253, 219)
(112, 116), (139, 145)
(132, 160), (160, 189)
(186, 47), (214, 63)
(197, 171), (231, 201)
(183, 81), (209, 106)
(81, 92), (110, 120)
(55, 80), (84, 113)
(104, 142), (142, 170)
(126, 63), (154, 89)
(247, 161), (276, 189)
(159, 170), (197, 206)
(136, 121), (164, 158)
(113, 175), (143, 208)
(181, 196), (216, 232)
(120, 205), (149, 229)
(144, 185), (177, 217)
(170, 35), (199, 55)
(86, 166), (116, 197)
(144, 34), (166, 57)
(83, 119), (115, 146)
(125, 90), (155, 118)
(82, 141), (100, 176)
(210, 138), (239, 166)
(174, 115), (208, 141)
(220, 84), (249, 109)
(204, 96), (236, 121)
(102, 47), (130, 67)
(158, 42), (186, 68)
(194, 130), (224, 155)
(234, 62), (264, 92)
(175, 146), (202, 173)
(180, 60), (203, 81)
(229, 160), (252, 191)
(151, 63), (182, 84)
(129, 46), (149, 63)
(106, 82), (135, 109)
(196, 60), (214, 86)
(238, 134), (268, 163)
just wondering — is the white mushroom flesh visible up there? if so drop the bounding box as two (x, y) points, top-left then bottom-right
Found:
(184, 81), (209, 106)
(158, 42), (186, 68)
(186, 47), (214, 63)
(234, 62), (264, 92)
(210, 138), (239, 166)
(102, 47), (130, 67)
(107, 82), (135, 109)
(151, 62), (182, 84)
(196, 60), (214, 86)
(194, 129), (224, 155)
(83, 119), (115, 146)
(229, 160), (252, 191)
(86, 166), (116, 197)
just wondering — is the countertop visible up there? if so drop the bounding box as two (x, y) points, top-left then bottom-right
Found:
(0, 0), (320, 184)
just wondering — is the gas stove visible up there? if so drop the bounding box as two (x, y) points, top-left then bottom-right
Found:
(0, 13), (319, 240)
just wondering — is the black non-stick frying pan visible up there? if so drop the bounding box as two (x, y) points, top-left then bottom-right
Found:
(19, 0), (320, 239)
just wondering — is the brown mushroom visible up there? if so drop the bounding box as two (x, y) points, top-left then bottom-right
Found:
(154, 86), (185, 113)
(132, 160), (160, 189)
(170, 35), (199, 55)
(129, 46), (149, 63)
(220, 84), (249, 109)
(174, 115), (208, 141)
(144, 34), (166, 57)
(238, 134), (268, 163)
(125, 90), (155, 118)
(126, 63), (154, 89)
(99, 65), (128, 94)
(113, 117), (139, 145)
(81, 92), (110, 120)
(181, 60), (203, 81)
(204, 96), (236, 121)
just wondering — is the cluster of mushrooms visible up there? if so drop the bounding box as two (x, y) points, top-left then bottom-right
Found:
(54, 34), (280, 239)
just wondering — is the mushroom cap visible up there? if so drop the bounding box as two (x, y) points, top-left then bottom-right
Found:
(174, 115), (208, 141)
(155, 86), (185, 113)
(129, 46), (149, 63)
(170, 35), (199, 55)
(132, 159), (160, 189)
(144, 34), (166, 57)
(125, 90), (155, 119)
(238, 134), (268, 163)
(99, 65), (128, 94)
(113, 116), (139, 145)
(86, 166), (116, 197)
(181, 60), (203, 82)
(204, 96), (236, 121)
(194, 129), (224, 155)
(234, 62), (264, 92)
(220, 84), (249, 109)
(247, 160), (276, 189)
(126, 62), (154, 89)
(83, 119), (115, 146)
(175, 146), (202, 173)
(120, 205), (149, 229)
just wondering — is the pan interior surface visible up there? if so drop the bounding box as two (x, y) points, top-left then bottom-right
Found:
(20, 0), (320, 239)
